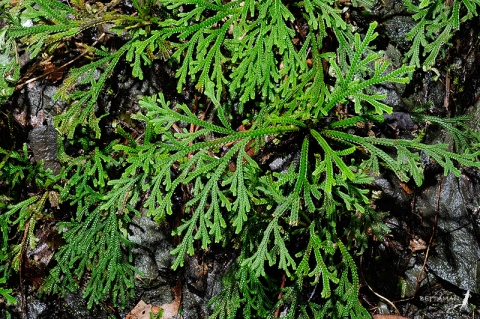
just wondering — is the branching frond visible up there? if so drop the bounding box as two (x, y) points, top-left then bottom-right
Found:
(323, 22), (414, 116)
(404, 0), (480, 68)
(323, 129), (480, 185)
(133, 94), (298, 268)
(412, 113), (480, 153)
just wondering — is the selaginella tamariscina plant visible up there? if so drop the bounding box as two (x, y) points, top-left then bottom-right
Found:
(1, 0), (480, 317)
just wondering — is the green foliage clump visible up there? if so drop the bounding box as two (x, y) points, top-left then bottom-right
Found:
(404, 0), (480, 68)
(42, 142), (138, 308)
(2, 0), (169, 138)
(1, 0), (480, 317)
(0, 143), (59, 305)
(160, 0), (350, 103)
(0, 27), (19, 103)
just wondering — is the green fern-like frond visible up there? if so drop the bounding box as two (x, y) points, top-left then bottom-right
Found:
(323, 129), (480, 185)
(161, 0), (235, 95)
(322, 22), (414, 116)
(241, 215), (296, 277)
(412, 113), (480, 153)
(0, 276), (16, 306)
(208, 253), (275, 319)
(134, 93), (299, 269)
(333, 240), (371, 318)
(310, 130), (355, 193)
(295, 223), (339, 299)
(43, 206), (137, 308)
(3, 0), (480, 317)
(54, 36), (139, 138)
(160, 0), (364, 107)
(42, 141), (138, 308)
(0, 144), (60, 259)
(3, 0), (168, 138)
(404, 0), (480, 68)
(0, 28), (20, 102)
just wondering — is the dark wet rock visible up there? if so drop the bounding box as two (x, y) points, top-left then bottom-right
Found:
(371, 0), (408, 16)
(3, 289), (113, 319)
(402, 286), (473, 319)
(63, 291), (101, 318)
(374, 174), (412, 213)
(373, 169), (480, 298)
(376, 301), (390, 314)
(382, 16), (416, 51)
(424, 77), (447, 113)
(65, 291), (90, 318)
(11, 82), (65, 129)
(415, 173), (480, 293)
(126, 211), (233, 319)
(26, 296), (47, 319)
(465, 95), (480, 132)
(450, 57), (465, 84)
(28, 125), (61, 175)
(383, 111), (415, 131)
(185, 256), (208, 294)
(269, 156), (289, 171)
(370, 170), (480, 316)
(402, 69), (448, 117)
(375, 84), (406, 111)
(25, 84), (66, 124)
(385, 44), (404, 69)
(181, 289), (208, 319)
(181, 254), (233, 319)
(128, 211), (175, 287)
(403, 260), (433, 298)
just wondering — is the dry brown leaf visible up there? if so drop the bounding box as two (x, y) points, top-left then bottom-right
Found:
(48, 190), (60, 208)
(161, 280), (181, 318)
(399, 181), (413, 194)
(125, 281), (181, 319)
(409, 238), (427, 252)
(43, 61), (64, 82)
(125, 300), (160, 319)
(25, 226), (63, 287)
